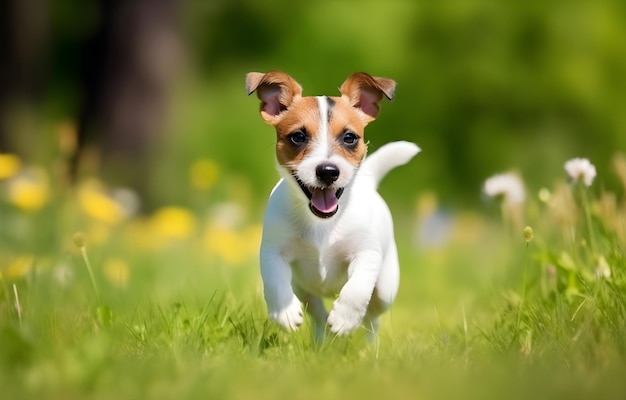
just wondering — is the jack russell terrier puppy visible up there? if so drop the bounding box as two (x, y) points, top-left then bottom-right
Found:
(246, 70), (420, 338)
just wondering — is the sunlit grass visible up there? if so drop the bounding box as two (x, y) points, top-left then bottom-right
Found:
(1, 149), (626, 399)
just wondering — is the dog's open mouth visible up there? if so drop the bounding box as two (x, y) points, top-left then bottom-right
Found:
(295, 177), (344, 218)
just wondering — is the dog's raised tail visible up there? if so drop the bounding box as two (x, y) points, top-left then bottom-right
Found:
(360, 141), (420, 188)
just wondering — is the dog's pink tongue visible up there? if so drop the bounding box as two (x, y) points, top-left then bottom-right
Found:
(311, 188), (339, 214)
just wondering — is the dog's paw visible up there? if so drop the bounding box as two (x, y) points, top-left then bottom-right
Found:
(268, 295), (304, 331)
(327, 301), (365, 335)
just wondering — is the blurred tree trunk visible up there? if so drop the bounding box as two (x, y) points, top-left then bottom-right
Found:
(0, 0), (49, 152)
(75, 0), (183, 199)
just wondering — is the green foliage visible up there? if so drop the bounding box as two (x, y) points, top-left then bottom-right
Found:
(2, 151), (626, 399)
(170, 0), (626, 207)
(33, 0), (626, 208)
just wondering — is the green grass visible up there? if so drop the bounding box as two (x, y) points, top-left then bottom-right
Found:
(1, 163), (626, 400)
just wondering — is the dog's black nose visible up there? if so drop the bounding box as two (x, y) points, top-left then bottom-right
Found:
(316, 163), (340, 186)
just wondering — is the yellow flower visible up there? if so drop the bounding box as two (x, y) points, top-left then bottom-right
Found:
(77, 180), (125, 225)
(150, 206), (196, 240)
(204, 224), (244, 264)
(189, 159), (220, 190)
(2, 255), (34, 279)
(0, 153), (21, 179)
(103, 258), (130, 287)
(203, 223), (261, 265)
(7, 167), (50, 211)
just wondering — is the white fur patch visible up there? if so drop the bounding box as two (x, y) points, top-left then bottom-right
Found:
(295, 96), (354, 189)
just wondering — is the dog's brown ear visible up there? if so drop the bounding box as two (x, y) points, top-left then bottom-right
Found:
(339, 72), (396, 122)
(246, 70), (303, 124)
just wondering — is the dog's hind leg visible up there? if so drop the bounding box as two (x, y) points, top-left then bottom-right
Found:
(363, 240), (400, 338)
(294, 285), (328, 343)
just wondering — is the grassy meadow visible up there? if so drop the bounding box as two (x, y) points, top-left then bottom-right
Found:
(3, 1), (626, 398)
(1, 140), (626, 399)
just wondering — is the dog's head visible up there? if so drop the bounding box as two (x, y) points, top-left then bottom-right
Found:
(246, 70), (395, 219)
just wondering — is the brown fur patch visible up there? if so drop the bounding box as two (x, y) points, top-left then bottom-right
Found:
(274, 97), (321, 170)
(327, 96), (369, 165)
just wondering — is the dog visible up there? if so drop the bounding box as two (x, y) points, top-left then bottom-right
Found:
(246, 70), (420, 338)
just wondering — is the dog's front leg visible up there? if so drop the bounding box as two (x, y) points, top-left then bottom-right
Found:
(327, 249), (382, 335)
(260, 245), (303, 331)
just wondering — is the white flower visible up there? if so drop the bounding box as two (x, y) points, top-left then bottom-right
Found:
(564, 158), (596, 186)
(595, 255), (611, 279)
(483, 173), (525, 204)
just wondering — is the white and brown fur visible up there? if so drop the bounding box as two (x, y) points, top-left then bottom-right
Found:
(247, 70), (419, 338)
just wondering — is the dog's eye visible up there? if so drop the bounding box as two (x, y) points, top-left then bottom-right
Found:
(342, 131), (359, 147)
(289, 130), (308, 146)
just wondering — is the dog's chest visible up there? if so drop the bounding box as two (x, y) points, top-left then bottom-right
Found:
(286, 237), (351, 297)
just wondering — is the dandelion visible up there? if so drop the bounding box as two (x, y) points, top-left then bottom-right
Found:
(202, 203), (260, 264)
(2, 255), (35, 279)
(77, 180), (127, 225)
(483, 173), (525, 204)
(0, 153), (21, 180)
(73, 232), (101, 301)
(73, 232), (87, 249)
(6, 167), (50, 211)
(564, 157), (596, 186)
(564, 158), (597, 250)
(484, 173), (525, 233)
(190, 158), (220, 190)
(203, 223), (246, 264)
(149, 206), (196, 241)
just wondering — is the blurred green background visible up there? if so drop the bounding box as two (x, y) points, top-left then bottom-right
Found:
(2, 0), (625, 214)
